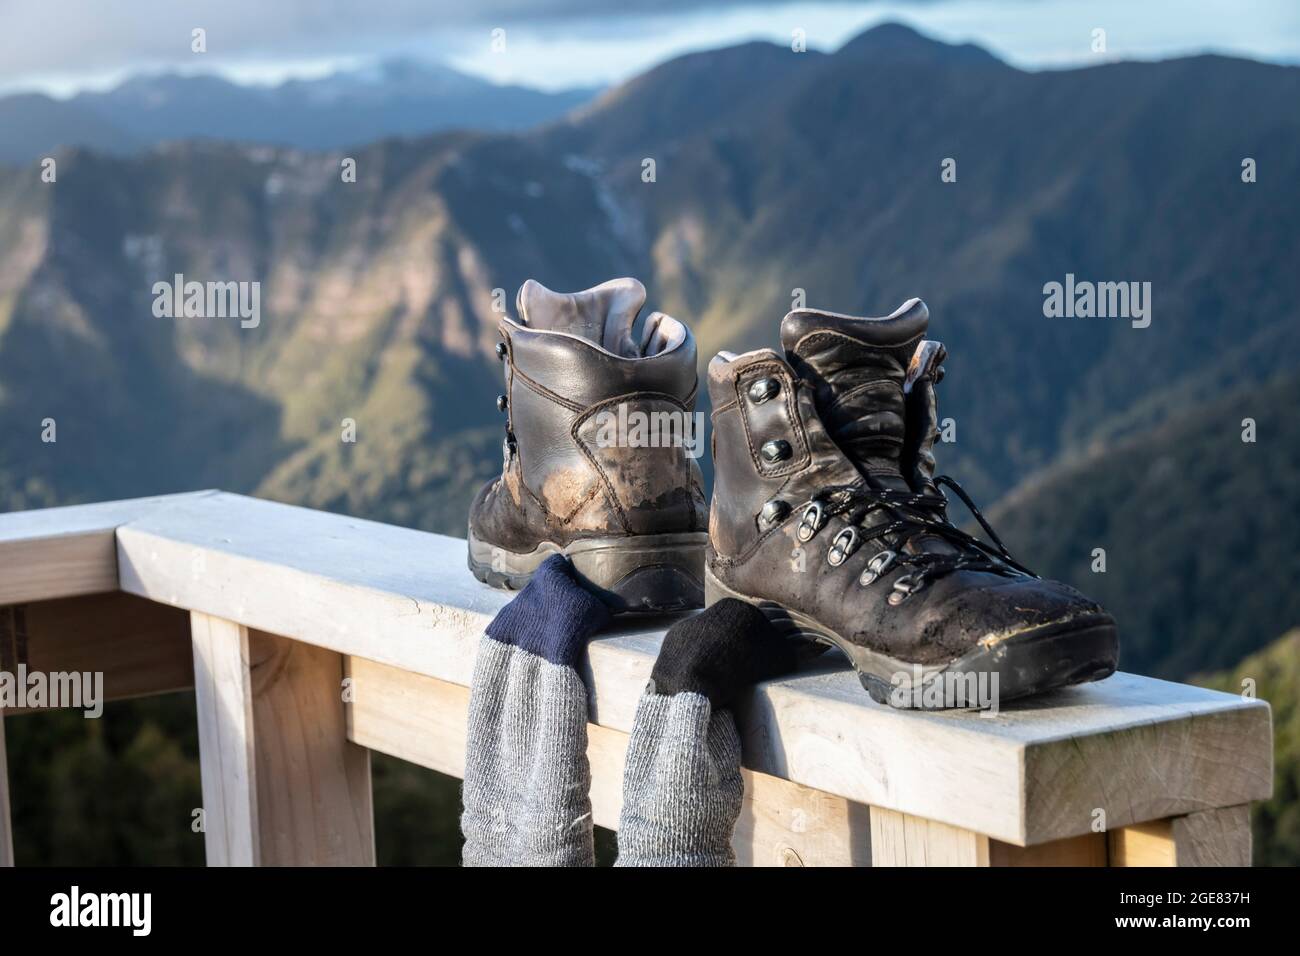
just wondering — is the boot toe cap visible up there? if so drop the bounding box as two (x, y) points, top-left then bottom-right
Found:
(925, 574), (1114, 657)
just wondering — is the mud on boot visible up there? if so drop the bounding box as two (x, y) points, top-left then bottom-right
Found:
(704, 298), (1119, 708)
(468, 278), (708, 613)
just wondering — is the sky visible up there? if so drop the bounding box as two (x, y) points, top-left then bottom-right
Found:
(2, 0), (1297, 97)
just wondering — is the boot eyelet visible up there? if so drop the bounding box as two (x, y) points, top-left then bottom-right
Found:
(760, 439), (792, 463)
(827, 527), (859, 566)
(796, 501), (826, 542)
(888, 573), (924, 605)
(859, 549), (897, 586)
(496, 394), (509, 412)
(747, 377), (780, 404)
(759, 498), (790, 528)
(495, 342), (508, 360)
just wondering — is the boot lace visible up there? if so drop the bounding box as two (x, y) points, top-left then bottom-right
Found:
(794, 475), (1036, 604)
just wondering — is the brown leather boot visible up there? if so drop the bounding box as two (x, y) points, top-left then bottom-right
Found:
(705, 299), (1118, 707)
(468, 278), (708, 612)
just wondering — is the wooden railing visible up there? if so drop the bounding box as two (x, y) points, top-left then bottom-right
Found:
(0, 491), (1274, 866)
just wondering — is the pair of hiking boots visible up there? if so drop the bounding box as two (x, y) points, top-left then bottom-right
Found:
(468, 278), (1119, 707)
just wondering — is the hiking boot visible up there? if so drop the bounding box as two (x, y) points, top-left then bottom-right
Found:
(468, 278), (708, 612)
(704, 298), (1119, 707)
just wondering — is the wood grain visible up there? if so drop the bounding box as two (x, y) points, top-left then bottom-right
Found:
(190, 612), (259, 866)
(0, 492), (215, 605)
(989, 832), (1108, 866)
(0, 492), (1274, 856)
(1, 593), (191, 715)
(249, 631), (374, 866)
(191, 612), (374, 866)
(870, 807), (990, 866)
(1170, 805), (1252, 866)
(1110, 805), (1252, 867)
(1024, 700), (1272, 845)
(106, 491), (1273, 846)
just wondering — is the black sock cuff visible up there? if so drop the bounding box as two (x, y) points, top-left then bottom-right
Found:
(649, 598), (795, 708)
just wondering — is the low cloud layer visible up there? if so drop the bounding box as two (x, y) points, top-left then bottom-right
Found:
(0, 0), (864, 80)
(3, 0), (1296, 94)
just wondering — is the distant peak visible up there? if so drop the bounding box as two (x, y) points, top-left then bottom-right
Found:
(839, 21), (1002, 66)
(374, 57), (461, 80)
(851, 21), (928, 45)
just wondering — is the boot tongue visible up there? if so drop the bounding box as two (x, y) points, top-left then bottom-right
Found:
(516, 277), (645, 357)
(780, 299), (929, 489)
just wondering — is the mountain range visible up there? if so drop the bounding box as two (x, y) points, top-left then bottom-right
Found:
(993, 370), (1300, 679)
(0, 59), (597, 163)
(1, 22), (1297, 679)
(2, 20), (1298, 867)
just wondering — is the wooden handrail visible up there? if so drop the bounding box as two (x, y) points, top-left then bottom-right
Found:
(0, 492), (1274, 866)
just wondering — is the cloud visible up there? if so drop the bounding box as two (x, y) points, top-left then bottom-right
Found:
(3, 0), (1296, 94)
(0, 0), (875, 81)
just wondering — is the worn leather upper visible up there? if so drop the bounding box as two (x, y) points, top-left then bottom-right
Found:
(707, 348), (858, 557)
(708, 299), (1111, 666)
(470, 279), (707, 552)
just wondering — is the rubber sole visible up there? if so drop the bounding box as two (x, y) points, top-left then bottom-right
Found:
(469, 531), (707, 613)
(705, 566), (1118, 709)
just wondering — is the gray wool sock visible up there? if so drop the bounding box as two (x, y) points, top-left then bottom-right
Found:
(461, 636), (596, 867)
(460, 555), (609, 867)
(615, 598), (796, 866)
(462, 562), (780, 868)
(615, 690), (744, 867)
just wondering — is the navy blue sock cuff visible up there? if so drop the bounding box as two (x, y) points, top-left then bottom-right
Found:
(485, 554), (611, 667)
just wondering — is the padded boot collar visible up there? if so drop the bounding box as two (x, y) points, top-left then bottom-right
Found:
(515, 277), (687, 359)
(504, 315), (698, 409)
(780, 298), (929, 355)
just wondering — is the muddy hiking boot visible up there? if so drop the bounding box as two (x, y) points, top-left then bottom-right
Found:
(468, 277), (708, 612)
(705, 298), (1119, 707)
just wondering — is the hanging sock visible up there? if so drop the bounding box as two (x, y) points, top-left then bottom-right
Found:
(616, 599), (798, 867)
(462, 560), (797, 867)
(461, 555), (609, 867)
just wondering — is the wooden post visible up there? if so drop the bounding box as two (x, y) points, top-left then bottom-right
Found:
(0, 712), (13, 867)
(248, 629), (374, 866)
(870, 808), (1110, 866)
(191, 612), (375, 866)
(1110, 805), (1252, 866)
(191, 613), (259, 865)
(989, 832), (1108, 866)
(870, 807), (992, 866)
